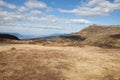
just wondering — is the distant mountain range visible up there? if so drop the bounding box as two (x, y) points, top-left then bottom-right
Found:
(0, 33), (19, 40)
(0, 24), (120, 48)
(50, 24), (120, 48)
(0, 32), (63, 40)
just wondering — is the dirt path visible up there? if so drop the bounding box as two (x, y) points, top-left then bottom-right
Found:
(0, 44), (120, 80)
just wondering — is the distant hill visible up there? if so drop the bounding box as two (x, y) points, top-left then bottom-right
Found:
(75, 24), (120, 37)
(0, 32), (43, 40)
(75, 24), (120, 48)
(30, 33), (62, 40)
(0, 34), (19, 40)
(51, 24), (120, 48)
(0, 25), (120, 48)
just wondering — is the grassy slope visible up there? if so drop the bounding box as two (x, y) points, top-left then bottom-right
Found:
(0, 25), (120, 48)
(0, 25), (120, 80)
(51, 25), (120, 48)
(0, 44), (120, 80)
(80, 25), (120, 48)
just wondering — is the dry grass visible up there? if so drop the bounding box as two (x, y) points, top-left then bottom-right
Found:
(74, 25), (120, 48)
(0, 44), (120, 80)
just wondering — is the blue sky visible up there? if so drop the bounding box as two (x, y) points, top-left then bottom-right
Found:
(0, 0), (120, 38)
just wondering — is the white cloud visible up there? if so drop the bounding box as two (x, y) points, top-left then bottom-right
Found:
(0, 0), (92, 30)
(25, 0), (47, 9)
(1, 0), (90, 25)
(59, 0), (120, 17)
(0, 0), (92, 35)
(114, 0), (120, 9)
(0, 11), (24, 25)
(0, 0), (16, 9)
(25, 15), (91, 24)
(0, 10), (91, 26)
(115, 0), (120, 3)
(68, 19), (91, 24)
(30, 10), (42, 15)
(18, 6), (27, 12)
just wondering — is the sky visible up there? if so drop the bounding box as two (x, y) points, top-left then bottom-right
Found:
(0, 0), (120, 38)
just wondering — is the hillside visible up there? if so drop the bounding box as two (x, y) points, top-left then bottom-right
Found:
(51, 24), (120, 48)
(0, 25), (120, 48)
(0, 25), (120, 80)
(0, 44), (120, 80)
(75, 24), (120, 37)
(0, 34), (19, 40)
(78, 24), (120, 48)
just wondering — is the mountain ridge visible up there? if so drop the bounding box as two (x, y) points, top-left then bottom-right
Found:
(50, 24), (120, 48)
(0, 34), (19, 40)
(0, 24), (120, 48)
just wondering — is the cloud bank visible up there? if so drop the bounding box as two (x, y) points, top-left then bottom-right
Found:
(0, 0), (120, 34)
(59, 0), (120, 17)
(0, 0), (92, 30)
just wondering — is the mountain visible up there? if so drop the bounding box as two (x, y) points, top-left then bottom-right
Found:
(25, 33), (62, 40)
(0, 34), (19, 40)
(0, 32), (41, 40)
(75, 24), (120, 37)
(51, 24), (120, 48)
(43, 33), (65, 39)
(75, 24), (120, 48)
(0, 24), (120, 48)
(0, 32), (24, 39)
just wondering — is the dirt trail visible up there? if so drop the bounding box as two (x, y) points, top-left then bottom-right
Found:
(0, 44), (120, 80)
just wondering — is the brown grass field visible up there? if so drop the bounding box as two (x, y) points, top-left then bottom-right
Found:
(0, 43), (120, 80)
